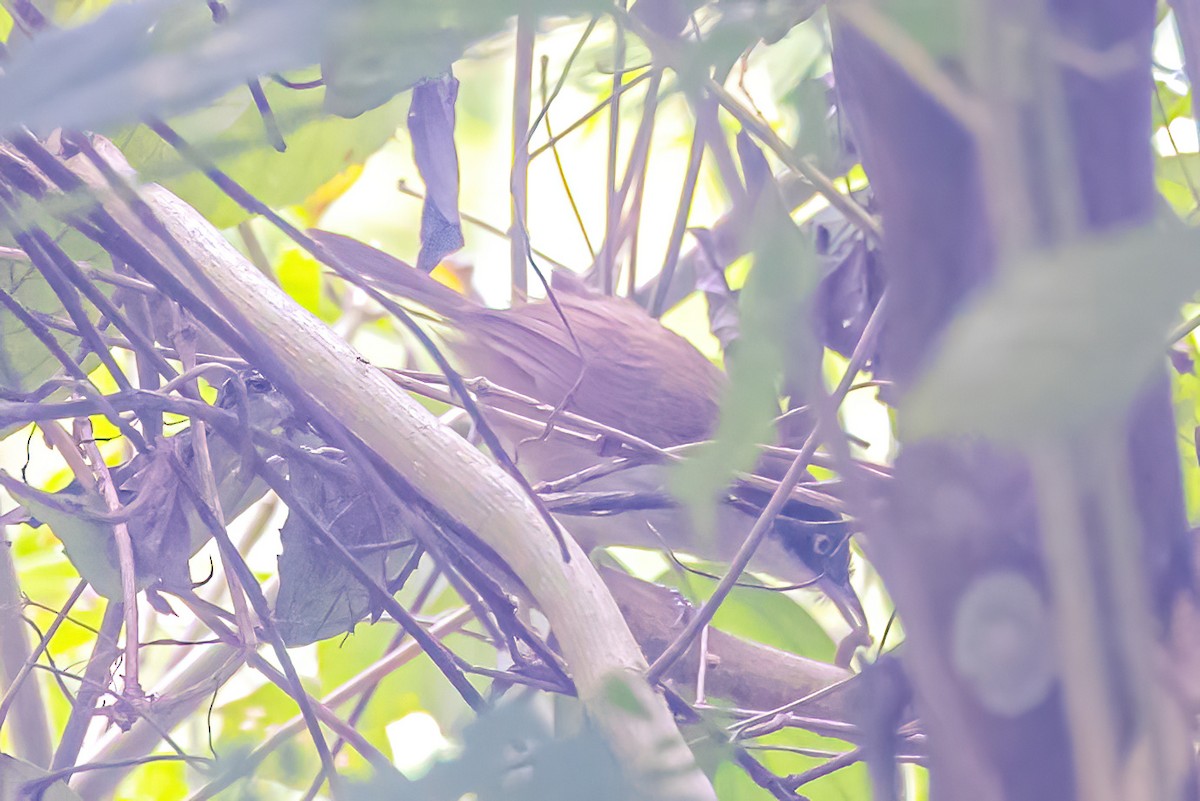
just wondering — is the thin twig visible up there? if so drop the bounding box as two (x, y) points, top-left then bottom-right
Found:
(173, 321), (259, 648)
(297, 564), (445, 801)
(0, 581), (85, 732)
(708, 79), (882, 243)
(785, 747), (863, 789)
(529, 72), (653, 160)
(384, 367), (860, 506)
(186, 607), (474, 801)
(142, 120), (574, 561)
(394, 180), (571, 271)
(10, 223), (134, 392)
(0, 283), (146, 451)
(245, 449), (488, 712)
(727, 675), (858, 741)
(168, 462), (346, 797)
(651, 130), (703, 316)
(540, 55), (596, 259)
(646, 430), (826, 683)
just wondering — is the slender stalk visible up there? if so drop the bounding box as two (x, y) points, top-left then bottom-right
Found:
(598, 10), (627, 294)
(0, 527), (54, 767)
(52, 602), (123, 771)
(1028, 444), (1120, 801)
(651, 129), (703, 317)
(510, 8), (535, 298)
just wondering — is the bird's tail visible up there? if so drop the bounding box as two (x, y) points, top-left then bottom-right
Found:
(307, 229), (474, 318)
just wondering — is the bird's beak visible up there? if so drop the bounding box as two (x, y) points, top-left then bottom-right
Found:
(816, 575), (872, 666)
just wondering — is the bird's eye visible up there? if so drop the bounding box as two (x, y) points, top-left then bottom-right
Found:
(244, 375), (272, 394)
(811, 533), (834, 556)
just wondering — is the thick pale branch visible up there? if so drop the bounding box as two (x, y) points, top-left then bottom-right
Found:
(66, 144), (717, 801)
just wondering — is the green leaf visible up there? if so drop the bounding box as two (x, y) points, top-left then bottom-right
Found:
(0, 0), (608, 140)
(274, 449), (422, 646)
(885, 0), (971, 59)
(710, 580), (835, 663)
(0, 753), (84, 801)
(650, 560), (835, 661)
(115, 82), (407, 229)
(0, 476), (121, 597)
(600, 673), (653, 720)
(114, 757), (186, 801)
(0, 226), (111, 398)
(322, 10), (471, 119)
(903, 223), (1200, 443)
(275, 247), (326, 318)
(1152, 80), (1191, 128)
(0, 0), (330, 137)
(1173, 364), (1200, 526)
(1156, 152), (1200, 216)
(712, 728), (869, 801)
(3, 379), (315, 597)
(407, 698), (637, 801)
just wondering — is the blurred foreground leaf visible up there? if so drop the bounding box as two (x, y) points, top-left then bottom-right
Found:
(0, 753), (84, 801)
(904, 223), (1200, 442)
(0, 0), (327, 137)
(0, 0), (608, 141)
(356, 697), (642, 801)
(671, 136), (822, 534)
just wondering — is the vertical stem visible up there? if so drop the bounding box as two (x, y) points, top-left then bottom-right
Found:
(52, 602), (124, 771)
(599, 8), (627, 295)
(616, 71), (662, 295)
(1028, 443), (1120, 801)
(510, 7), (535, 300)
(539, 54), (598, 260)
(692, 91), (744, 209)
(651, 129), (703, 317)
(80, 427), (143, 698)
(1094, 433), (1170, 801)
(175, 323), (258, 645)
(0, 523), (53, 768)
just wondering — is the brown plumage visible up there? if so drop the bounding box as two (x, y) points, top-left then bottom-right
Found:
(309, 229), (862, 638)
(312, 229), (724, 449)
(454, 283), (726, 450)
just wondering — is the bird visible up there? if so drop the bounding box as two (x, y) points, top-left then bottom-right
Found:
(309, 229), (865, 636)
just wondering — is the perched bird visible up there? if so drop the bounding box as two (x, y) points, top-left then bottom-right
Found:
(310, 230), (864, 634)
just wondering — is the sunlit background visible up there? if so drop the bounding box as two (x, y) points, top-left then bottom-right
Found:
(3, 3), (1199, 799)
